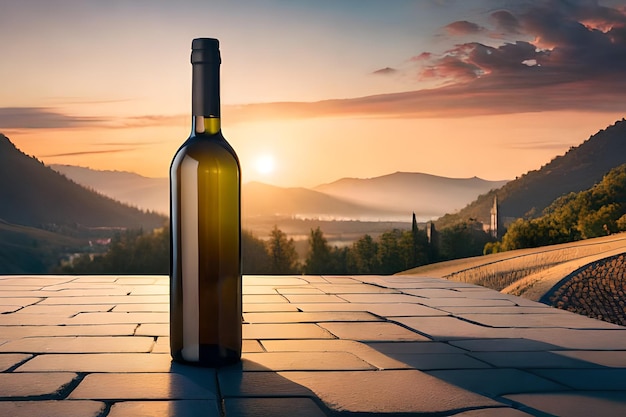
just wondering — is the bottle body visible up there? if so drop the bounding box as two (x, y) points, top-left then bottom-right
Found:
(170, 38), (241, 367)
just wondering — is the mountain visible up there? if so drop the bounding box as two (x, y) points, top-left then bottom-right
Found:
(0, 134), (165, 230)
(243, 181), (381, 220)
(437, 118), (626, 228)
(52, 166), (509, 222)
(314, 172), (509, 220)
(51, 164), (169, 215)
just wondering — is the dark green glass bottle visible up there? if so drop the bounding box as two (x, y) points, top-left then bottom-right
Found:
(170, 38), (241, 366)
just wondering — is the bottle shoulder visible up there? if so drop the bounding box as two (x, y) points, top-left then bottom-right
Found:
(171, 133), (240, 170)
(177, 133), (238, 157)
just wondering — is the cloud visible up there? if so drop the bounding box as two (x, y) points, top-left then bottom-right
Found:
(40, 149), (131, 158)
(228, 0), (626, 120)
(444, 20), (486, 35)
(372, 67), (398, 75)
(0, 107), (106, 129)
(0, 107), (185, 130)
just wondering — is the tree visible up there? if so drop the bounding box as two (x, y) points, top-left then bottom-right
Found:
(377, 229), (408, 274)
(303, 227), (347, 274)
(267, 226), (300, 274)
(348, 234), (380, 273)
(303, 227), (332, 274)
(438, 221), (491, 260)
(242, 230), (272, 274)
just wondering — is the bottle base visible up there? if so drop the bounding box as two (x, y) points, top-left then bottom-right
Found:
(171, 345), (241, 368)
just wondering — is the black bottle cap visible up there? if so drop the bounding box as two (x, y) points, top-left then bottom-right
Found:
(191, 38), (221, 64)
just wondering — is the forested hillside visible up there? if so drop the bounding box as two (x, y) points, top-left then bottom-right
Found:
(437, 119), (626, 228)
(0, 134), (166, 273)
(0, 134), (164, 229)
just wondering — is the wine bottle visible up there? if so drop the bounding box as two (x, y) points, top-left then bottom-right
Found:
(170, 38), (242, 366)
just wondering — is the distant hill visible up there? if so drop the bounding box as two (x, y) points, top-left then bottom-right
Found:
(51, 164), (169, 215)
(0, 134), (165, 230)
(314, 172), (509, 220)
(437, 118), (626, 228)
(243, 181), (378, 220)
(52, 166), (509, 223)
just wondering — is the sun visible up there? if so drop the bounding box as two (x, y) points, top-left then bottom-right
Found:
(254, 154), (275, 175)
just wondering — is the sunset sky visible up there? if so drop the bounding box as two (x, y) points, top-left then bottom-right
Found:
(2, 0), (626, 187)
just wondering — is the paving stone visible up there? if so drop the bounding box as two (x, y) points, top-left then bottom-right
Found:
(73, 276), (118, 283)
(39, 295), (168, 305)
(243, 303), (300, 312)
(280, 370), (503, 414)
(0, 297), (43, 307)
(113, 303), (169, 312)
(311, 284), (399, 294)
(300, 275), (331, 284)
(260, 339), (412, 370)
(115, 276), (162, 285)
(529, 369), (626, 390)
(322, 276), (361, 284)
(0, 400), (106, 417)
(0, 313), (71, 326)
(417, 297), (517, 307)
(0, 277), (73, 286)
(0, 336), (154, 353)
(16, 353), (172, 372)
(242, 285), (279, 295)
(450, 338), (562, 352)
(41, 282), (122, 291)
(395, 316), (517, 340)
(0, 324), (137, 338)
(224, 397), (328, 417)
(242, 323), (334, 339)
(244, 276), (308, 286)
(243, 294), (289, 304)
(0, 372), (77, 397)
(108, 400), (220, 417)
(337, 293), (422, 303)
(553, 350), (626, 367)
(128, 285), (169, 295)
(504, 391), (626, 417)
(319, 322), (430, 341)
(69, 372), (218, 400)
(297, 302), (447, 317)
(241, 351), (375, 371)
(372, 352), (491, 370)
(69, 311), (168, 324)
(468, 351), (601, 369)
(402, 288), (475, 298)
(16, 304), (115, 315)
(427, 368), (569, 396)
(282, 294), (348, 303)
(0, 305), (23, 313)
(513, 328), (626, 350)
(219, 370), (319, 397)
(461, 312), (622, 329)
(153, 336), (171, 353)
(441, 306), (559, 314)
(366, 341), (468, 354)
(0, 353), (32, 371)
(243, 311), (381, 323)
(274, 287), (326, 294)
(242, 339), (265, 353)
(136, 323), (168, 336)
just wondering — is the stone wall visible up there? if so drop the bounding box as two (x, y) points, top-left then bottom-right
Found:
(547, 253), (626, 326)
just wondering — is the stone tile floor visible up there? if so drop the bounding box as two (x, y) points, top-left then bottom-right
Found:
(1, 275), (626, 416)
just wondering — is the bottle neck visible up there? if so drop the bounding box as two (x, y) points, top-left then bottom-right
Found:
(193, 116), (221, 135)
(191, 59), (221, 136)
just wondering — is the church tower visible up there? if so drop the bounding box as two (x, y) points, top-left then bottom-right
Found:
(490, 195), (499, 239)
